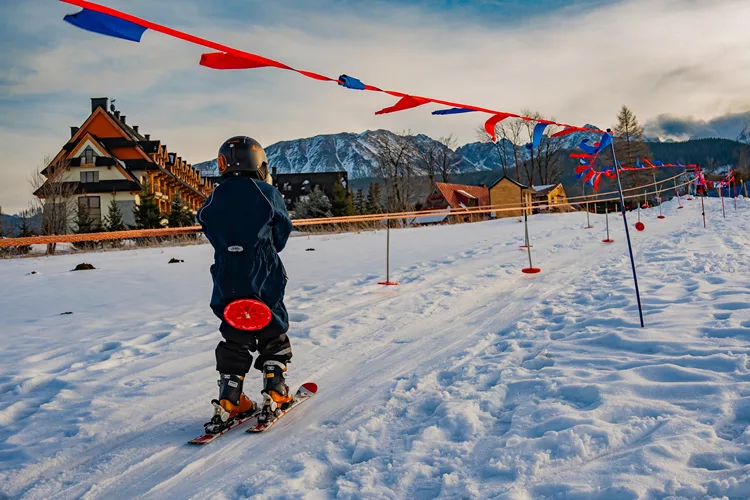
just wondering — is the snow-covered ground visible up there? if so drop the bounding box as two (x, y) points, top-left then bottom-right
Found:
(1, 197), (749, 499)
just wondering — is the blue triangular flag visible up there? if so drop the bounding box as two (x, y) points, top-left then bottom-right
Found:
(432, 108), (476, 115)
(525, 122), (550, 150)
(64, 9), (147, 42)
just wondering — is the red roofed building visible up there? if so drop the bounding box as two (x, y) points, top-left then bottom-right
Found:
(423, 182), (490, 223)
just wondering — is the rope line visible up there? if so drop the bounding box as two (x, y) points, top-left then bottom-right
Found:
(0, 176), (697, 247)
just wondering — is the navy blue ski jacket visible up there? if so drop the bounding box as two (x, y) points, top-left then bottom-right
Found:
(198, 176), (293, 333)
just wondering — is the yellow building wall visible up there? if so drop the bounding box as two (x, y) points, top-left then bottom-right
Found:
(547, 185), (568, 210)
(489, 180), (531, 218)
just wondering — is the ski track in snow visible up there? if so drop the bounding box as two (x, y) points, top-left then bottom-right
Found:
(1, 199), (749, 499)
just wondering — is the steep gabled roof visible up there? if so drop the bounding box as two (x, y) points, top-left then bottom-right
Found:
(489, 176), (530, 190)
(434, 182), (490, 208)
(532, 183), (562, 196)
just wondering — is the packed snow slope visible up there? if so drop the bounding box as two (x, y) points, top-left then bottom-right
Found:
(1, 198), (750, 499)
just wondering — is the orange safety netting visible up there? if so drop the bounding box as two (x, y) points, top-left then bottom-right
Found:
(0, 176), (695, 248)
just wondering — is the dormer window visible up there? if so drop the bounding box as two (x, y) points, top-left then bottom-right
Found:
(81, 147), (96, 165)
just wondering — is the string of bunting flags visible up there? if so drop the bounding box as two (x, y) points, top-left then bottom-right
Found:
(572, 131), (700, 191)
(58, 0), (717, 331)
(59, 0), (605, 142)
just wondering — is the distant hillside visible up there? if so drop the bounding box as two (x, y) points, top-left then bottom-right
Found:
(0, 213), (41, 237)
(649, 138), (750, 167)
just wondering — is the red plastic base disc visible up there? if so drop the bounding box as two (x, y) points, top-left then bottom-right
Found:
(378, 281), (400, 286)
(687, 197), (693, 200)
(519, 245), (533, 249)
(657, 215), (666, 219)
(678, 206), (684, 209)
(223, 299), (272, 331)
(584, 226), (594, 229)
(602, 239), (615, 243)
(635, 222), (645, 231)
(521, 267), (541, 274)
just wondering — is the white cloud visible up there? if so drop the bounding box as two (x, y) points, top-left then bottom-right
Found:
(1, 0), (749, 212)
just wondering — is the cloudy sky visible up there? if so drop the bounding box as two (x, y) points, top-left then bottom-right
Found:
(1, 0), (749, 213)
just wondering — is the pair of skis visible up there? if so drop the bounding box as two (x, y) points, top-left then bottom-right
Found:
(188, 382), (317, 445)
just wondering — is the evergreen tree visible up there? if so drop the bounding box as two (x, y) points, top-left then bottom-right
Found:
(167, 194), (195, 228)
(353, 189), (366, 215)
(609, 105), (653, 190)
(74, 201), (95, 234)
(73, 201), (103, 249)
(294, 187), (332, 219)
(16, 209), (35, 254)
(133, 181), (162, 229)
(612, 105), (651, 165)
(365, 182), (383, 214)
(330, 183), (354, 217)
(0, 206), (5, 238)
(105, 198), (126, 232)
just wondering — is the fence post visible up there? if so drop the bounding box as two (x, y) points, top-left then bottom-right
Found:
(608, 130), (645, 328)
(603, 204), (614, 243)
(378, 217), (399, 286)
(521, 192), (540, 274)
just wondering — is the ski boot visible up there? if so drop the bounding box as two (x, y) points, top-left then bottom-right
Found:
(204, 373), (258, 434)
(258, 361), (294, 423)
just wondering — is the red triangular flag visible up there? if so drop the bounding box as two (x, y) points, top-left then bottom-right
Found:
(375, 95), (430, 115)
(200, 52), (287, 70)
(552, 127), (580, 138)
(484, 113), (514, 141)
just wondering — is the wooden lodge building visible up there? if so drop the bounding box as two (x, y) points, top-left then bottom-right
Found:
(420, 178), (542, 223)
(531, 183), (568, 211)
(35, 97), (214, 229)
(488, 177), (534, 218)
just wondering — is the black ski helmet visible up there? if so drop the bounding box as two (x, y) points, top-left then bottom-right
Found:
(217, 136), (268, 179)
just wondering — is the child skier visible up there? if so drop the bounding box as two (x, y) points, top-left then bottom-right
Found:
(197, 136), (294, 434)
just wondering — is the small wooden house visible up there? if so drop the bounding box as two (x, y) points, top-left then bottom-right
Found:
(532, 183), (568, 211)
(488, 177), (534, 218)
(423, 182), (490, 223)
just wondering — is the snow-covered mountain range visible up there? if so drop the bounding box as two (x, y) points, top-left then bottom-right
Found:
(194, 127), (601, 180)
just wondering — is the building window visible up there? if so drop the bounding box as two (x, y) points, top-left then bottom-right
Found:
(81, 147), (98, 165)
(78, 196), (102, 224)
(80, 171), (99, 183)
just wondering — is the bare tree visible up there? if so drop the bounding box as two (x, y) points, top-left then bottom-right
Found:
(30, 155), (77, 255)
(416, 135), (460, 184)
(475, 119), (526, 180)
(371, 131), (418, 212)
(415, 139), (438, 185)
(479, 111), (565, 186)
(436, 136), (459, 183)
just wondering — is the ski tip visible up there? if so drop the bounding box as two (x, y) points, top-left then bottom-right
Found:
(188, 436), (213, 445)
(301, 382), (318, 394)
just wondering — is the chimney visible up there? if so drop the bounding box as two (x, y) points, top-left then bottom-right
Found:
(114, 110), (120, 119)
(91, 97), (108, 113)
(120, 115), (126, 125)
(145, 134), (150, 141)
(70, 126), (79, 138)
(133, 125), (139, 134)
